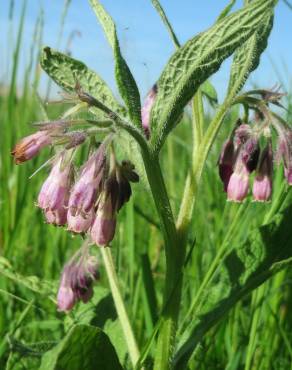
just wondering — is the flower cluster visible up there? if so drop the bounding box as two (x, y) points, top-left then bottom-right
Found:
(218, 113), (292, 202)
(11, 92), (139, 311)
(12, 133), (139, 245)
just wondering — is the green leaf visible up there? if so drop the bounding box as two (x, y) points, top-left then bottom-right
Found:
(88, 0), (142, 128)
(216, 0), (237, 22)
(40, 47), (127, 119)
(227, 13), (274, 97)
(151, 0), (180, 48)
(174, 204), (292, 368)
(201, 80), (218, 105)
(39, 324), (122, 370)
(149, 0), (276, 152)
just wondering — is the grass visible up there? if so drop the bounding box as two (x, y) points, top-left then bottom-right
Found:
(1, 1), (292, 369)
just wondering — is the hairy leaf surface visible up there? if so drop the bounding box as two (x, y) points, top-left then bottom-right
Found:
(88, 0), (142, 127)
(227, 14), (274, 96)
(40, 47), (127, 118)
(150, 0), (276, 152)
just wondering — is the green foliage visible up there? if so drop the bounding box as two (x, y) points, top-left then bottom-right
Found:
(175, 202), (292, 367)
(227, 14), (274, 97)
(88, 0), (142, 128)
(2, 1), (292, 370)
(149, 0), (275, 152)
(39, 325), (122, 370)
(40, 47), (127, 118)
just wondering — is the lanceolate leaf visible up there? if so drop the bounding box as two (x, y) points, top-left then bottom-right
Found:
(40, 325), (122, 370)
(40, 47), (127, 119)
(149, 0), (276, 152)
(88, 0), (142, 128)
(174, 204), (292, 368)
(227, 14), (274, 96)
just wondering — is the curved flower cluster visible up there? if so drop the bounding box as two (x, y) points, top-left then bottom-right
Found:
(12, 128), (139, 245)
(218, 118), (292, 202)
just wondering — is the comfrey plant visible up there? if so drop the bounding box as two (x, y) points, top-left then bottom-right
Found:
(11, 0), (292, 369)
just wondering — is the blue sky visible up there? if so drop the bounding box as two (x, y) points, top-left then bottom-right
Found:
(0, 0), (292, 102)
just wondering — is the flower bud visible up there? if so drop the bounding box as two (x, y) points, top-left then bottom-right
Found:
(253, 143), (273, 202)
(218, 139), (235, 192)
(38, 155), (73, 226)
(11, 130), (51, 164)
(141, 84), (157, 138)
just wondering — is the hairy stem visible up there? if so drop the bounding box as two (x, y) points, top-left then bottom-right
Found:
(141, 148), (185, 370)
(100, 247), (140, 367)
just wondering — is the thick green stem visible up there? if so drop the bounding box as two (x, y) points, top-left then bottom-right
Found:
(100, 247), (140, 367)
(141, 148), (186, 370)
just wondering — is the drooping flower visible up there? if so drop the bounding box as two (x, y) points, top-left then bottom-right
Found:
(218, 139), (235, 192)
(234, 123), (252, 146)
(276, 129), (292, 185)
(57, 254), (99, 312)
(38, 154), (73, 226)
(241, 137), (260, 173)
(141, 84), (157, 138)
(227, 150), (250, 202)
(253, 142), (273, 202)
(68, 145), (106, 216)
(91, 160), (138, 246)
(11, 130), (52, 164)
(67, 208), (95, 233)
(90, 176), (118, 246)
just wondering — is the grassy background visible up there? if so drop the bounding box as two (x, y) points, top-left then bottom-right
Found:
(1, 1), (292, 369)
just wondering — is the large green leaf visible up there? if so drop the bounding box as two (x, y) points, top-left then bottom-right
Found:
(149, 0), (276, 152)
(39, 324), (122, 370)
(40, 47), (127, 119)
(88, 0), (142, 128)
(174, 204), (292, 368)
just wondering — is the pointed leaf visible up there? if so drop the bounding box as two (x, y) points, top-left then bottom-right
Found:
(88, 0), (142, 127)
(40, 47), (127, 119)
(227, 13), (274, 97)
(149, 0), (276, 152)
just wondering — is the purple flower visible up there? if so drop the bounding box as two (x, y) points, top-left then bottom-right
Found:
(38, 155), (73, 226)
(57, 255), (99, 312)
(218, 139), (235, 192)
(241, 137), (260, 173)
(234, 124), (252, 146)
(68, 145), (106, 219)
(141, 84), (157, 138)
(227, 153), (250, 202)
(90, 162), (137, 246)
(253, 142), (273, 202)
(67, 208), (95, 233)
(11, 130), (51, 164)
(276, 130), (292, 185)
(91, 192), (117, 246)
